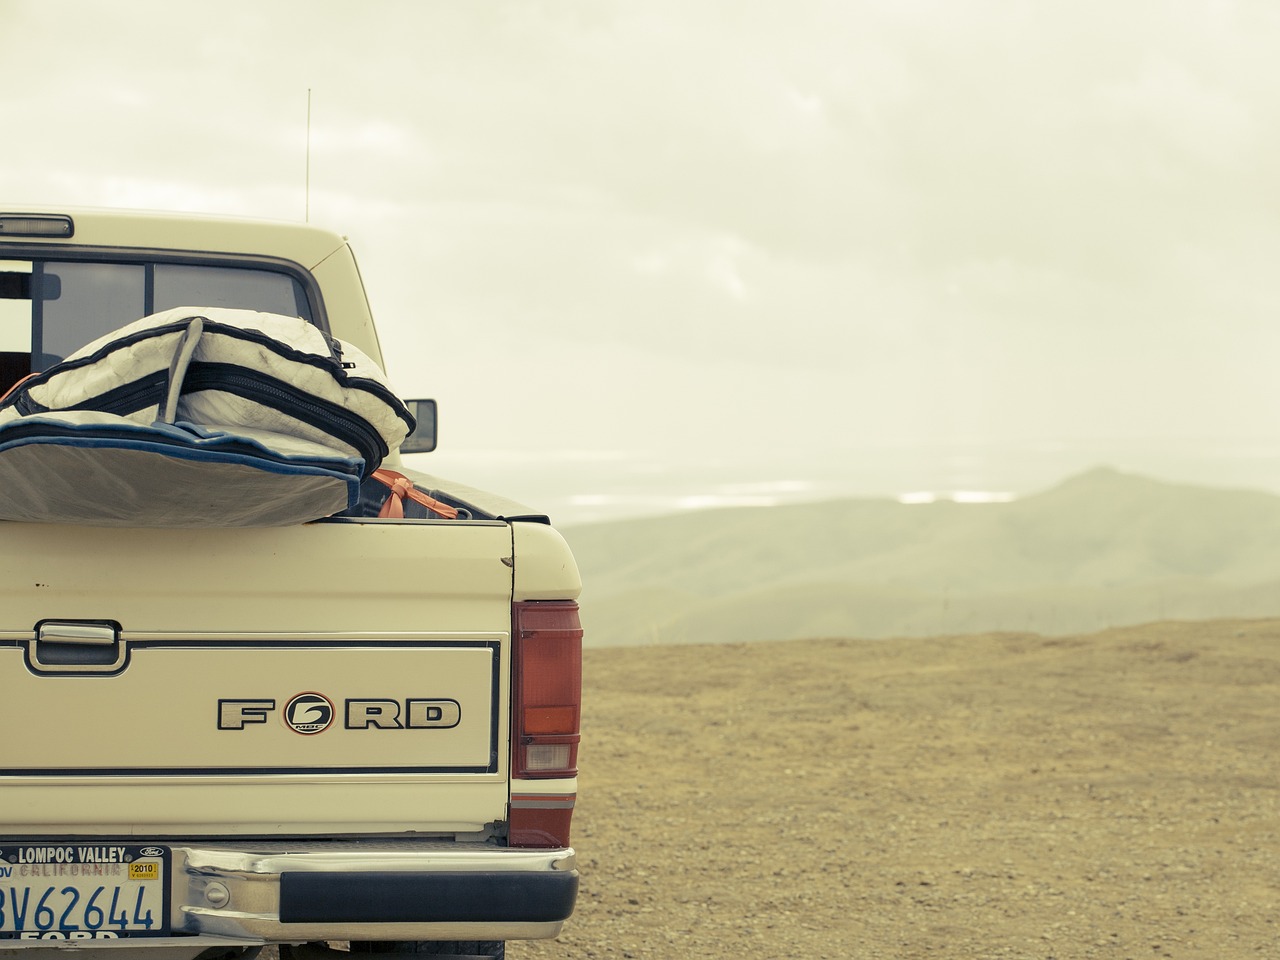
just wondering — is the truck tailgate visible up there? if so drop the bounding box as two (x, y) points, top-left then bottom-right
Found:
(0, 518), (515, 836)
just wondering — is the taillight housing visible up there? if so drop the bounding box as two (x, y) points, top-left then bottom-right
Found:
(512, 600), (582, 779)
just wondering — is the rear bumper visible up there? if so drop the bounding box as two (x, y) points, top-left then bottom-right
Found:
(180, 842), (577, 941)
(0, 841), (576, 956)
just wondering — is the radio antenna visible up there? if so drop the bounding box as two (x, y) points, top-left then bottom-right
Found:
(305, 88), (312, 222)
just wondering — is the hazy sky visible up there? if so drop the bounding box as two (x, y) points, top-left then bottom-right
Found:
(4, 0), (1279, 521)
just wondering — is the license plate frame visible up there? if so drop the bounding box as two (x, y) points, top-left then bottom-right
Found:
(0, 843), (169, 940)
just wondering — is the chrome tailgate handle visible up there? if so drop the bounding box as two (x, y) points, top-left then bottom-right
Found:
(29, 620), (126, 674)
(38, 622), (117, 645)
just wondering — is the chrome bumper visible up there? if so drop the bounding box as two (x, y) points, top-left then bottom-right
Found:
(0, 841), (577, 958)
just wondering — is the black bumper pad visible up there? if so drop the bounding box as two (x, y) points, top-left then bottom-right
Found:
(279, 870), (579, 924)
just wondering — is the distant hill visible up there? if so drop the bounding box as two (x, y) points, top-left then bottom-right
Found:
(562, 467), (1280, 646)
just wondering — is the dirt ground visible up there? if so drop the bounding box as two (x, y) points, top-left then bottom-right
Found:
(513, 619), (1280, 960)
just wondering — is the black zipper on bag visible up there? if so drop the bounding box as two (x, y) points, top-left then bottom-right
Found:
(329, 337), (356, 369)
(192, 323), (414, 433)
(180, 362), (387, 473)
(0, 320), (197, 414)
(14, 369), (170, 418)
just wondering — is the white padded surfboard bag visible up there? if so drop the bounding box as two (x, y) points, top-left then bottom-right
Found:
(0, 307), (415, 526)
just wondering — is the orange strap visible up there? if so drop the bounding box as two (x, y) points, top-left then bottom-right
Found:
(372, 469), (459, 520)
(0, 372), (39, 406)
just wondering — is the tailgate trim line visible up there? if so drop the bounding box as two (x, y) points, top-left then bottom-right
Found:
(0, 640), (502, 778)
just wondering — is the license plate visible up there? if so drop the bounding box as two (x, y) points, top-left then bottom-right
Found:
(0, 844), (169, 939)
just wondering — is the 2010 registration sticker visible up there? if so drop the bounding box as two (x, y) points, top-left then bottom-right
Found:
(0, 844), (169, 939)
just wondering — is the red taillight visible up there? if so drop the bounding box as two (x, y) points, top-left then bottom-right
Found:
(512, 600), (582, 779)
(510, 600), (582, 848)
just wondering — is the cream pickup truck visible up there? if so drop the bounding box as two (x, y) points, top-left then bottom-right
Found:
(0, 210), (582, 960)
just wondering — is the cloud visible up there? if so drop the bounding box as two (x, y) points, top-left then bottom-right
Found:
(5, 0), (1280, 507)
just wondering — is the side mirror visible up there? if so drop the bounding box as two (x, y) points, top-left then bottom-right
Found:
(400, 399), (437, 454)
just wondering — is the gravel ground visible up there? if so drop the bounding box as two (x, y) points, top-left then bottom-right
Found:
(513, 619), (1280, 960)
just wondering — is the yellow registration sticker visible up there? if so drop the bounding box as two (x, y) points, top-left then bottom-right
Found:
(130, 861), (160, 881)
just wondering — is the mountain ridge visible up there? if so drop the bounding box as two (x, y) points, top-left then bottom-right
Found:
(563, 467), (1280, 646)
